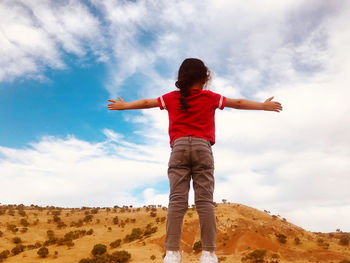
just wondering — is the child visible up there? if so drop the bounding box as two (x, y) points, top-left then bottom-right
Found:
(107, 58), (282, 263)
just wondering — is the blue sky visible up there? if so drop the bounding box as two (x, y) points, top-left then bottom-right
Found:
(1, 0), (350, 233)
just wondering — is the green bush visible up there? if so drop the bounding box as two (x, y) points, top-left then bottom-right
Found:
(37, 247), (49, 258)
(91, 244), (107, 257)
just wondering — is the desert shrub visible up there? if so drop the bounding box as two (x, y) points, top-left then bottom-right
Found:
(218, 256), (226, 262)
(87, 228), (94, 235)
(35, 242), (42, 248)
(65, 230), (86, 240)
(8, 209), (15, 216)
(91, 244), (107, 257)
(33, 219), (39, 225)
(340, 260), (350, 263)
(0, 231), (3, 237)
(71, 219), (84, 227)
(27, 244), (36, 250)
(47, 230), (55, 239)
(193, 240), (202, 253)
(241, 249), (266, 262)
(110, 250), (131, 263)
(0, 250), (10, 259)
(144, 224), (157, 237)
(20, 219), (30, 227)
(53, 215), (61, 223)
(294, 237), (301, 245)
(84, 215), (94, 223)
(113, 216), (119, 225)
(0, 209), (6, 215)
(91, 208), (99, 214)
(7, 224), (18, 233)
(12, 237), (22, 244)
(18, 209), (26, 217)
(0, 250), (10, 263)
(37, 247), (49, 258)
(150, 254), (156, 260)
(150, 211), (157, 217)
(110, 239), (121, 248)
(57, 221), (67, 229)
(124, 228), (143, 242)
(11, 244), (25, 255)
(339, 234), (350, 246)
(20, 227), (28, 233)
(276, 233), (287, 244)
(52, 210), (61, 216)
(79, 257), (96, 263)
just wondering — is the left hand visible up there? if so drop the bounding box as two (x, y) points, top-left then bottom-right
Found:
(107, 96), (126, 110)
(263, 96), (283, 112)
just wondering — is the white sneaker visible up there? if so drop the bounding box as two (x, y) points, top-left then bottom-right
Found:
(164, 250), (181, 263)
(200, 250), (218, 263)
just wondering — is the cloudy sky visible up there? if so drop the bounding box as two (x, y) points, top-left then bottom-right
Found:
(1, 0), (349, 233)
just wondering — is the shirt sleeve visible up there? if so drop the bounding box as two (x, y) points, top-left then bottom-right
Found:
(158, 92), (173, 110)
(209, 91), (226, 110)
(157, 96), (166, 110)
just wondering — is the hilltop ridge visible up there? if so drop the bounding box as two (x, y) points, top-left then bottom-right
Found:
(0, 203), (349, 262)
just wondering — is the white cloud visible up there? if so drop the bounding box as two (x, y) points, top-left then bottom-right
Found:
(0, 0), (106, 81)
(0, 133), (169, 208)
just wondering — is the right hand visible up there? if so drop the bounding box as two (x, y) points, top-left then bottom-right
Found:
(263, 96), (283, 112)
(107, 96), (126, 110)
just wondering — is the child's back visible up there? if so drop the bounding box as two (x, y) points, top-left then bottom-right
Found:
(107, 58), (282, 263)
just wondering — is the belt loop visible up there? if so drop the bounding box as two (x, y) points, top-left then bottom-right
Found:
(189, 136), (192, 143)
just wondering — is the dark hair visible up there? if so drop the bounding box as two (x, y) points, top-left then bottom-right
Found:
(175, 58), (210, 111)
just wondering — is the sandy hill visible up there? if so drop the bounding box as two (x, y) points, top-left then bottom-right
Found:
(0, 203), (349, 263)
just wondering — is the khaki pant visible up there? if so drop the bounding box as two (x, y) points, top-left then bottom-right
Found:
(165, 136), (217, 251)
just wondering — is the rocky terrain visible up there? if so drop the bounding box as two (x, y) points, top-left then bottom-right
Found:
(0, 203), (349, 263)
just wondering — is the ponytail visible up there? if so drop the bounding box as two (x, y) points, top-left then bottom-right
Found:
(175, 58), (210, 112)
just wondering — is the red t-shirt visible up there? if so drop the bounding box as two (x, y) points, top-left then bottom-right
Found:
(157, 88), (226, 146)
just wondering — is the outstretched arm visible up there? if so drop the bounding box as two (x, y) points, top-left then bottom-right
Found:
(107, 97), (158, 110)
(225, 96), (282, 112)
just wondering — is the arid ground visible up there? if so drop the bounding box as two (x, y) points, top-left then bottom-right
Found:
(0, 203), (349, 263)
